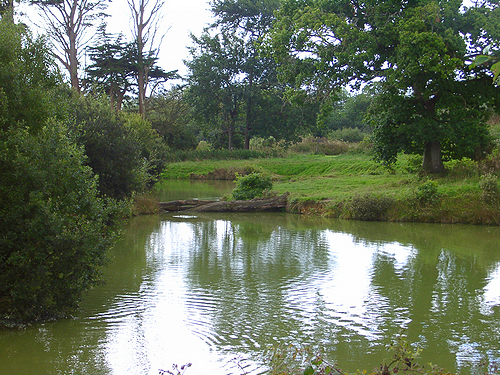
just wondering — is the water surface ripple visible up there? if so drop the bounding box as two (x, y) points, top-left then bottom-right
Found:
(1, 210), (500, 375)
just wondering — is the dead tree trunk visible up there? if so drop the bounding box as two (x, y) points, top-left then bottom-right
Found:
(158, 194), (288, 213)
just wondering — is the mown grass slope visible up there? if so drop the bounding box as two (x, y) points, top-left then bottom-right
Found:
(161, 152), (500, 225)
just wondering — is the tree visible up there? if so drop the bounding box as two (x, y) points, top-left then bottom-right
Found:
(0, 121), (123, 323)
(186, 0), (317, 149)
(324, 88), (372, 132)
(472, 46), (500, 85)
(85, 31), (135, 112)
(267, 0), (500, 172)
(128, 0), (168, 116)
(211, 0), (279, 149)
(69, 95), (152, 199)
(32, 0), (108, 92)
(186, 31), (244, 150)
(0, 19), (122, 323)
(0, 0), (14, 21)
(0, 17), (63, 133)
(146, 87), (198, 150)
(85, 29), (177, 113)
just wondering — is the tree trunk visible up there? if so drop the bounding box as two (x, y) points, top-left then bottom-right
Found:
(244, 73), (253, 150)
(422, 141), (445, 173)
(138, 69), (146, 116)
(68, 28), (80, 92)
(158, 194), (288, 213)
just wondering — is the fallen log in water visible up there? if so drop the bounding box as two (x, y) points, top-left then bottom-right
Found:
(158, 199), (217, 212)
(158, 194), (288, 213)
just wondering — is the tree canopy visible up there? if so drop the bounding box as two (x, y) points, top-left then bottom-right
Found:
(185, 0), (319, 150)
(267, 0), (500, 172)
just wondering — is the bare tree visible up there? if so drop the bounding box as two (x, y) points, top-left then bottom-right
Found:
(34, 0), (108, 92)
(127, 0), (164, 116)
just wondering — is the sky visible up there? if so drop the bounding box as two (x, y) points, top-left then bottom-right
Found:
(18, 0), (214, 83)
(106, 0), (214, 79)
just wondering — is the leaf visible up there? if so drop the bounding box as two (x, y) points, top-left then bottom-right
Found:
(303, 366), (315, 375)
(492, 61), (500, 84)
(471, 55), (490, 68)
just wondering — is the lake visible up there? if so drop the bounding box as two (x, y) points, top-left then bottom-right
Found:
(1, 180), (500, 375)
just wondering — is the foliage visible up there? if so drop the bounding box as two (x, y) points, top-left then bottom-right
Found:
(146, 88), (198, 150)
(159, 363), (192, 375)
(0, 121), (123, 323)
(0, 18), (62, 133)
(328, 128), (367, 143)
(415, 180), (441, 205)
(84, 32), (136, 111)
(185, 0), (318, 150)
(266, 344), (341, 375)
(324, 90), (373, 132)
(266, 0), (500, 173)
(479, 173), (499, 204)
(69, 95), (151, 199)
(85, 28), (178, 114)
(232, 172), (273, 200)
(165, 148), (271, 163)
(0, 18), (125, 325)
(288, 136), (350, 155)
(344, 194), (394, 221)
(471, 46), (500, 85)
(250, 136), (277, 151)
(122, 111), (169, 183)
(265, 332), (457, 375)
(479, 148), (500, 175)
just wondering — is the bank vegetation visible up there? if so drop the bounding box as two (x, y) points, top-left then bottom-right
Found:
(160, 126), (500, 226)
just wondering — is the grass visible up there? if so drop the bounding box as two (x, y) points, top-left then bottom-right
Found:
(160, 149), (500, 225)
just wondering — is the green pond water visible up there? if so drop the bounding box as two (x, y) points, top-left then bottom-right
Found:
(1, 180), (500, 375)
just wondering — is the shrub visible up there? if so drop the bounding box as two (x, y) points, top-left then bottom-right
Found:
(415, 180), (441, 205)
(232, 173), (273, 200)
(250, 136), (277, 151)
(288, 136), (350, 155)
(480, 173), (499, 204)
(70, 96), (150, 200)
(445, 157), (478, 179)
(328, 127), (367, 142)
(0, 121), (123, 324)
(166, 149), (270, 162)
(479, 148), (500, 174)
(345, 193), (394, 221)
(196, 140), (211, 151)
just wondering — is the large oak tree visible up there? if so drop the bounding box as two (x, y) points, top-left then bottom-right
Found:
(267, 0), (500, 172)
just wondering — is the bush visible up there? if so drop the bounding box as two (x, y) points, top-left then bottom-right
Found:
(166, 149), (270, 162)
(328, 127), (367, 142)
(415, 180), (441, 205)
(70, 96), (150, 200)
(480, 173), (499, 204)
(345, 194), (394, 221)
(196, 140), (211, 151)
(250, 136), (277, 151)
(232, 173), (273, 200)
(0, 121), (123, 323)
(122, 112), (169, 186)
(288, 136), (350, 155)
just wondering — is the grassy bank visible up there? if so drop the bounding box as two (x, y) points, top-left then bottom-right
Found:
(160, 152), (500, 225)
